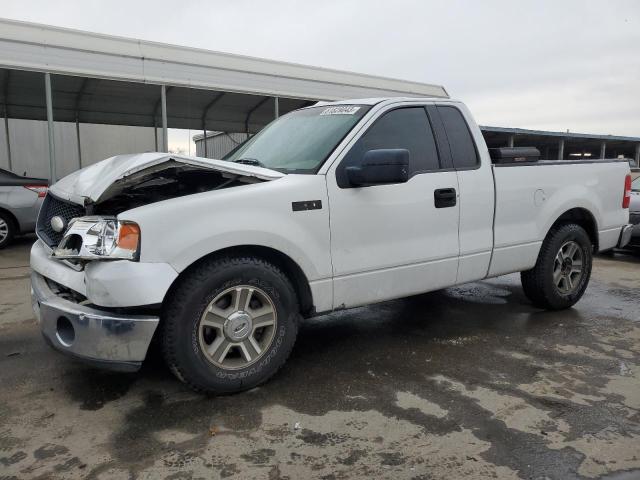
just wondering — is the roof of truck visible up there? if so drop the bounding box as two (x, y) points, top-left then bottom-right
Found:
(314, 97), (457, 106)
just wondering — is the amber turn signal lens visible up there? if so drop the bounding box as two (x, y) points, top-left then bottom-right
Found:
(118, 223), (140, 250)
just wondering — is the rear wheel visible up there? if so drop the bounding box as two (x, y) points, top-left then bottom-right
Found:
(521, 223), (592, 310)
(162, 255), (299, 394)
(0, 212), (16, 249)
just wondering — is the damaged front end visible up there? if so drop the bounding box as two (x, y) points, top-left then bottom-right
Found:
(37, 153), (283, 262)
(51, 216), (141, 261)
(91, 160), (266, 216)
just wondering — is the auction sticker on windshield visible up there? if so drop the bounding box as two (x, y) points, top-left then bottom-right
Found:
(320, 106), (361, 116)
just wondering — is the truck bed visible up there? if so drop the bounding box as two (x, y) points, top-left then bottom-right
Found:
(488, 158), (630, 276)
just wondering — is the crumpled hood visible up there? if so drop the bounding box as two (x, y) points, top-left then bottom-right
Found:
(50, 152), (284, 204)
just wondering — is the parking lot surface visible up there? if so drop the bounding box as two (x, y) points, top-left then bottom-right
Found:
(1, 236), (639, 479)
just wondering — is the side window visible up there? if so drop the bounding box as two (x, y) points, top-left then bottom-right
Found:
(437, 106), (479, 169)
(338, 107), (440, 186)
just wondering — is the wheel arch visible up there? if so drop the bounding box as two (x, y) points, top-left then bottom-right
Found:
(165, 245), (315, 317)
(548, 207), (598, 251)
(0, 206), (19, 240)
(0, 206), (19, 229)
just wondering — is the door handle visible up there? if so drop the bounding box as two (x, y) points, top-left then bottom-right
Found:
(434, 188), (457, 208)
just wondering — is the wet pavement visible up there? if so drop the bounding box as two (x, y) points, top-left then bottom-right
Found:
(1, 236), (639, 479)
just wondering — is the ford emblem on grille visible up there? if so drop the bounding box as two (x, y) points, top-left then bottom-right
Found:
(50, 216), (66, 233)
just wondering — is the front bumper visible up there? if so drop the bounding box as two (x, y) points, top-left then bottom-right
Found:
(618, 224), (634, 248)
(31, 240), (178, 308)
(31, 272), (159, 372)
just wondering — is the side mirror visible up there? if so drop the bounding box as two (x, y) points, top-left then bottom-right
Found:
(345, 149), (409, 187)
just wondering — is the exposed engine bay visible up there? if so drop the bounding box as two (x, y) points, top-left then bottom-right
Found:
(92, 161), (264, 215)
(37, 155), (277, 264)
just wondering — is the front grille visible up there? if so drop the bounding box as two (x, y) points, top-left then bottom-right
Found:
(36, 193), (86, 248)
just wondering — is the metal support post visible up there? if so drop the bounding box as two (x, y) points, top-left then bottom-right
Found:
(161, 85), (168, 152)
(75, 116), (82, 168)
(45, 73), (56, 182)
(3, 105), (10, 171)
(203, 128), (207, 158)
(558, 139), (565, 160)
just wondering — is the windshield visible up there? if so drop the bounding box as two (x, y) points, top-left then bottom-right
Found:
(224, 105), (370, 173)
(632, 176), (640, 192)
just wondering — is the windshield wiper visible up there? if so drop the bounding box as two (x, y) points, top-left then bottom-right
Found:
(233, 158), (265, 167)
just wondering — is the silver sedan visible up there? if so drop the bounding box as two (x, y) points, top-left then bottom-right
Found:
(0, 168), (48, 249)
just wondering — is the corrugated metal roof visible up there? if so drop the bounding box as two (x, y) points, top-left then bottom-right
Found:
(480, 125), (640, 142)
(0, 18), (448, 101)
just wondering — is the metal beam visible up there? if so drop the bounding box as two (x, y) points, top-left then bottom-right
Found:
(245, 97), (271, 134)
(73, 78), (89, 169)
(161, 85), (168, 152)
(152, 86), (173, 152)
(44, 72), (56, 182)
(73, 78), (89, 113)
(202, 93), (225, 124)
(203, 129), (207, 158)
(507, 135), (514, 148)
(154, 123), (158, 151)
(3, 70), (11, 171)
(274, 96), (279, 119)
(75, 118), (82, 168)
(558, 139), (565, 160)
(600, 141), (606, 160)
(3, 105), (10, 171)
(635, 143), (640, 168)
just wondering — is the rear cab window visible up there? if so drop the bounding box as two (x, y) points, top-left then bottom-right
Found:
(436, 105), (480, 170)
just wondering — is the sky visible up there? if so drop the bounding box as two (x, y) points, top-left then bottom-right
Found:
(2, 0), (639, 152)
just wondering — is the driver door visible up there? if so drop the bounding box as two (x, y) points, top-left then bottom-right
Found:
(327, 105), (460, 309)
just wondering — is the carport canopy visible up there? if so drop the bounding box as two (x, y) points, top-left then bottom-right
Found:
(481, 126), (640, 161)
(0, 18), (448, 180)
(0, 68), (317, 133)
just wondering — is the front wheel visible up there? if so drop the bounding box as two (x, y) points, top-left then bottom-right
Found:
(162, 256), (299, 394)
(521, 223), (593, 310)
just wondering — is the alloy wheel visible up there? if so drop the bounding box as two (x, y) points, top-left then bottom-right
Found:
(198, 285), (277, 369)
(0, 218), (8, 243)
(553, 240), (584, 294)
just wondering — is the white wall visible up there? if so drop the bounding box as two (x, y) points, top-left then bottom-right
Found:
(0, 119), (157, 179)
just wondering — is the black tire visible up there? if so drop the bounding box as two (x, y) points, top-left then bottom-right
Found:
(521, 223), (593, 310)
(162, 255), (299, 394)
(0, 211), (16, 249)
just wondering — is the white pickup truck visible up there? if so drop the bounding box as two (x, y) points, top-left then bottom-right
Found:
(30, 97), (633, 394)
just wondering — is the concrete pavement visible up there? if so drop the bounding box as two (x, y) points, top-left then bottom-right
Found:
(1, 237), (639, 479)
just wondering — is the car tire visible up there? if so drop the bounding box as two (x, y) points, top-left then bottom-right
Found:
(162, 255), (299, 394)
(521, 223), (593, 310)
(0, 211), (16, 249)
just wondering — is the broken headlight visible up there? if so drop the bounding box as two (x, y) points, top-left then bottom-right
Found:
(51, 216), (140, 261)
